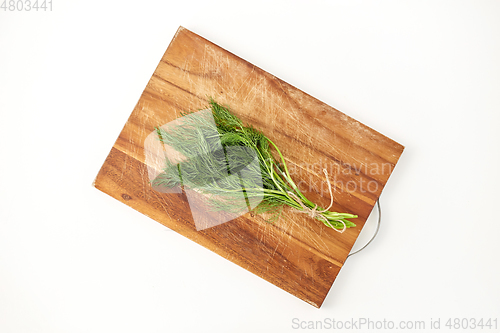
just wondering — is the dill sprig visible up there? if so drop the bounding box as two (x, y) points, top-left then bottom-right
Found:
(152, 98), (357, 230)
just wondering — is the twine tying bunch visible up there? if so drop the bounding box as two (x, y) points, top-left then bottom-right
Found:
(287, 168), (346, 233)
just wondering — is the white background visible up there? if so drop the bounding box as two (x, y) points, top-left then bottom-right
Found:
(1, 1), (499, 332)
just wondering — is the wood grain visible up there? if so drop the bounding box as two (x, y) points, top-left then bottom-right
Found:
(94, 26), (404, 308)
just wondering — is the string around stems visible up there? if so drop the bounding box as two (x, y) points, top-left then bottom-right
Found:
(287, 168), (347, 233)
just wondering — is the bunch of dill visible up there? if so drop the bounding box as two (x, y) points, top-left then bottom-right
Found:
(152, 98), (357, 230)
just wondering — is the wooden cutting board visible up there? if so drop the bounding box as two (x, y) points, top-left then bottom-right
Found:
(94, 26), (404, 308)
